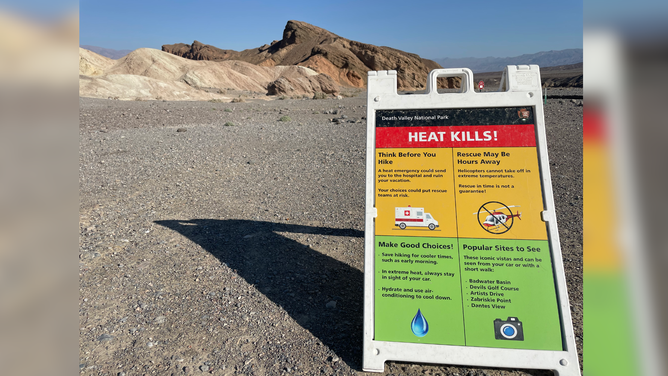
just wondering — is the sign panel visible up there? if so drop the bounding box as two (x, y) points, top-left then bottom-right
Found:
(364, 67), (580, 375)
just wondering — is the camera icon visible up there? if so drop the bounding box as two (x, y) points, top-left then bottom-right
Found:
(494, 317), (524, 341)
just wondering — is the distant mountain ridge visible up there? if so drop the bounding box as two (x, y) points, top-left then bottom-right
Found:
(80, 45), (133, 60)
(432, 49), (582, 73)
(474, 62), (583, 88)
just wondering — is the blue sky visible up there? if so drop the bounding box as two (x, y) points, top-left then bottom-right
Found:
(80, 0), (582, 59)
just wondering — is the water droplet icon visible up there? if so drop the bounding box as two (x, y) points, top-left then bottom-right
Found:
(411, 309), (429, 337)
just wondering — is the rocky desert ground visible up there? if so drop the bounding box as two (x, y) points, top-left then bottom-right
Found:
(79, 88), (582, 376)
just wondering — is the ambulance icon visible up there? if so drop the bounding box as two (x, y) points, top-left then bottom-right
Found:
(395, 206), (439, 230)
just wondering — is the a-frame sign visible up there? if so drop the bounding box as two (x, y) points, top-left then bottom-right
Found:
(363, 67), (580, 375)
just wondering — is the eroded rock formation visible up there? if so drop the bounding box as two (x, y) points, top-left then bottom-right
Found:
(163, 20), (455, 91)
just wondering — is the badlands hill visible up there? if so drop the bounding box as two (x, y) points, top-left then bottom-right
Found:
(79, 47), (338, 101)
(163, 20), (454, 91)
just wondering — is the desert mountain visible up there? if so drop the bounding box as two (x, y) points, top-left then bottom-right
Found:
(163, 20), (451, 91)
(79, 47), (338, 101)
(474, 62), (583, 89)
(433, 49), (583, 73)
(80, 45), (133, 59)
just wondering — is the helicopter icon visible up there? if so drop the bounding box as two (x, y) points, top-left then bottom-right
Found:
(473, 202), (521, 234)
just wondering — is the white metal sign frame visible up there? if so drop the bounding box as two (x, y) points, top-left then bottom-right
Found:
(363, 67), (580, 375)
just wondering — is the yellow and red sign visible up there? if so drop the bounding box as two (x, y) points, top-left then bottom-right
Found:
(373, 107), (562, 351)
(375, 108), (548, 241)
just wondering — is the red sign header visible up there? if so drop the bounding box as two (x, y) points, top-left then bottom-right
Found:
(376, 124), (536, 148)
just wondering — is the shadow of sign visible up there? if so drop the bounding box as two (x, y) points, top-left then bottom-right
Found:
(155, 219), (364, 369)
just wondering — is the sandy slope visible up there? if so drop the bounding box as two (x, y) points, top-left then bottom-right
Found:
(79, 47), (116, 76)
(79, 48), (338, 101)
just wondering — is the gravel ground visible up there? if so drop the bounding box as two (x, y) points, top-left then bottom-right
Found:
(79, 93), (582, 376)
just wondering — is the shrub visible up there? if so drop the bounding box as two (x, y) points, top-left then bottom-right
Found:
(224, 122), (234, 126)
(279, 116), (291, 122)
(340, 90), (359, 98)
(231, 97), (244, 103)
(224, 108), (232, 113)
(312, 92), (327, 100)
